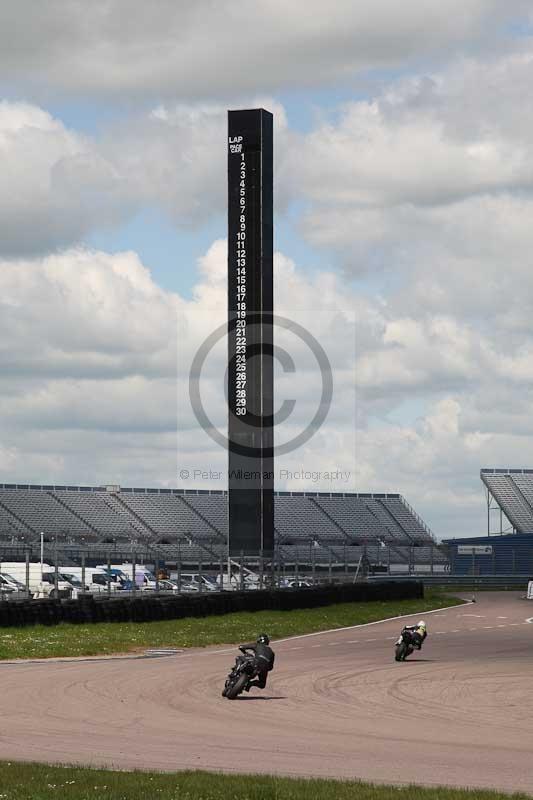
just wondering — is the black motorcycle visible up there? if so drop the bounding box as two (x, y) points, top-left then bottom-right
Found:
(395, 627), (416, 661)
(222, 652), (258, 699)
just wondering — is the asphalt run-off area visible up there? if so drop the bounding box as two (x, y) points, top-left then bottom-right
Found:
(0, 592), (532, 794)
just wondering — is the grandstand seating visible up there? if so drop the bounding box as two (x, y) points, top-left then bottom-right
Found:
(181, 494), (227, 537)
(313, 497), (384, 539)
(362, 499), (407, 539)
(481, 469), (533, 533)
(0, 490), (90, 537)
(0, 484), (443, 568)
(275, 496), (344, 542)
(379, 497), (434, 542)
(51, 491), (132, 540)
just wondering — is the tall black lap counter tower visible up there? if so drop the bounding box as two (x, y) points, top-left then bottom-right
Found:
(227, 108), (274, 557)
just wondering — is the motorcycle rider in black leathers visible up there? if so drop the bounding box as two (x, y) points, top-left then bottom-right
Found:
(239, 634), (275, 691)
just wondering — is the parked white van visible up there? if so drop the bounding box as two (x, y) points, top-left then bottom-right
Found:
(0, 562), (74, 599)
(106, 563), (158, 589)
(58, 566), (121, 593)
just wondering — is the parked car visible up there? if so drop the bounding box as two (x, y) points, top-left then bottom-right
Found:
(0, 572), (31, 597)
(154, 579), (179, 592)
(171, 573), (218, 592)
(279, 578), (312, 588)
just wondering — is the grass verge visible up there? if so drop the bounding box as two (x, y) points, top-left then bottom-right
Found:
(0, 763), (528, 800)
(0, 590), (463, 660)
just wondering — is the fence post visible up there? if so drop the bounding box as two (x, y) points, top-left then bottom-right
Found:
(81, 552), (86, 595)
(25, 550), (30, 596)
(107, 553), (111, 596)
(155, 555), (159, 593)
(259, 550), (264, 590)
(132, 553), (136, 595)
(311, 545), (316, 585)
(54, 540), (59, 598)
(177, 543), (182, 593)
(240, 551), (245, 592)
(198, 557), (203, 593)
(219, 552), (224, 592)
(328, 550), (333, 584)
(344, 544), (348, 579)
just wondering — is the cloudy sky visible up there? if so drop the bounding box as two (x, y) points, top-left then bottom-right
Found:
(2, 1), (533, 539)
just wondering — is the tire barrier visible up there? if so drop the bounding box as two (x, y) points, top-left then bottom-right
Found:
(0, 580), (422, 629)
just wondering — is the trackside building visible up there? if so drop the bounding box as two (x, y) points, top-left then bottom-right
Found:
(443, 468), (533, 575)
(442, 533), (533, 575)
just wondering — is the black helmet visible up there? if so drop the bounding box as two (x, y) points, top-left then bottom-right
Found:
(257, 633), (270, 645)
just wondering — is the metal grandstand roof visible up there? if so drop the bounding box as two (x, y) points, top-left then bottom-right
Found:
(0, 483), (401, 499)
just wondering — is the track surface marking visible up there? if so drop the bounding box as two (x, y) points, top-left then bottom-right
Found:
(0, 592), (532, 793)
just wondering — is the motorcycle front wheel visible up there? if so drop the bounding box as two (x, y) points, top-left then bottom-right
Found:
(224, 672), (249, 699)
(395, 642), (407, 661)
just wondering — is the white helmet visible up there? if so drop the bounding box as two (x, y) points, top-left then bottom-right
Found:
(418, 620), (426, 629)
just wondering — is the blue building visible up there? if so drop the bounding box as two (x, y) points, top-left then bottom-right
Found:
(443, 468), (533, 575)
(443, 532), (533, 575)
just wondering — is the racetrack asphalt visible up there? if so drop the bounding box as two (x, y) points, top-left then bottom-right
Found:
(0, 591), (532, 794)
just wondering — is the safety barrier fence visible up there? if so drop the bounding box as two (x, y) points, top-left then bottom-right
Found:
(368, 574), (529, 590)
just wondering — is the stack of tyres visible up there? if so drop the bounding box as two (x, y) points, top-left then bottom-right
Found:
(6, 604), (17, 626)
(34, 600), (53, 626)
(25, 600), (40, 627)
(103, 600), (120, 623)
(0, 603), (12, 626)
(109, 599), (125, 623)
(61, 600), (82, 624)
(0, 580), (423, 628)
(243, 590), (270, 612)
(90, 599), (106, 623)
(130, 598), (147, 622)
(78, 595), (96, 623)
(114, 599), (130, 622)
(160, 598), (177, 620)
(99, 600), (114, 623)
(144, 598), (158, 622)
(18, 600), (32, 625)
(228, 592), (249, 614)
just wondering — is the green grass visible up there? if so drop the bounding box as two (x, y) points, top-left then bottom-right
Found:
(0, 590), (463, 660)
(0, 763), (528, 800)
